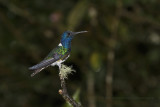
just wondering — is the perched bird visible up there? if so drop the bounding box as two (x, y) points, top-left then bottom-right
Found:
(29, 31), (87, 77)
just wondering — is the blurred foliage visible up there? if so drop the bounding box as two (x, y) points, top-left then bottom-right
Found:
(0, 0), (160, 107)
(90, 52), (102, 71)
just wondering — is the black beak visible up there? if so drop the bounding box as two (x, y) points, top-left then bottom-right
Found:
(73, 31), (88, 35)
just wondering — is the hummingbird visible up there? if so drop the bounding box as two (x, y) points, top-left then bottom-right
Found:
(29, 31), (87, 77)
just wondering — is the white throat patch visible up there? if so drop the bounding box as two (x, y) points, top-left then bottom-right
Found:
(58, 43), (62, 46)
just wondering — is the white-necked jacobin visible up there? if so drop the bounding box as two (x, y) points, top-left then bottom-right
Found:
(29, 31), (87, 77)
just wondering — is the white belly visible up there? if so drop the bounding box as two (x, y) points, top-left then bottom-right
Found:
(51, 55), (70, 67)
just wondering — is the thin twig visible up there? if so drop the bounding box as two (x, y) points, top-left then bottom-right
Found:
(59, 76), (81, 107)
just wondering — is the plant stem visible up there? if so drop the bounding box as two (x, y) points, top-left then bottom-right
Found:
(59, 76), (81, 107)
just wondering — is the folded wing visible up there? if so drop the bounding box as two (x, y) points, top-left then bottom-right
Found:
(29, 58), (57, 70)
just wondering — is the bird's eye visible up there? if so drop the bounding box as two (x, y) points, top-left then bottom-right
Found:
(67, 32), (71, 36)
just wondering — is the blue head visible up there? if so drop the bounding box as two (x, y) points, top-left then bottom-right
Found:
(60, 31), (87, 49)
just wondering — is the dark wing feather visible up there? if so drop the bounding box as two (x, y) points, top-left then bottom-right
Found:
(31, 68), (43, 77)
(29, 58), (57, 70)
(29, 52), (70, 71)
(44, 46), (59, 60)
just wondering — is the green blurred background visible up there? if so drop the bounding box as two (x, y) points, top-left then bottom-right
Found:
(0, 0), (160, 107)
